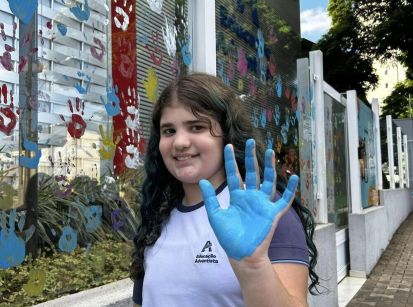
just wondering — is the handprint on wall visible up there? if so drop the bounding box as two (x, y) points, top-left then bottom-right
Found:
(146, 0), (164, 14)
(162, 15), (177, 57)
(146, 31), (163, 66)
(98, 125), (116, 160)
(0, 209), (35, 269)
(0, 84), (18, 136)
(124, 129), (142, 169)
(70, 0), (90, 22)
(60, 98), (87, 139)
(101, 81), (120, 117)
(6, 0), (37, 24)
(178, 38), (192, 66)
(19, 139), (42, 169)
(53, 175), (72, 198)
(90, 37), (106, 61)
(143, 67), (159, 103)
(237, 48), (248, 78)
(58, 210), (77, 253)
(22, 269), (46, 296)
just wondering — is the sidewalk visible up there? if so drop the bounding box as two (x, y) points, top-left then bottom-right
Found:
(347, 212), (413, 306)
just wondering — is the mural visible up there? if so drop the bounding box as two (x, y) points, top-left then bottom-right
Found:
(215, 0), (301, 186)
(0, 0), (190, 304)
(324, 93), (348, 228)
(358, 100), (378, 207)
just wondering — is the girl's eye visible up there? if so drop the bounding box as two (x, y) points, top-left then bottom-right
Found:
(191, 125), (205, 132)
(161, 128), (175, 136)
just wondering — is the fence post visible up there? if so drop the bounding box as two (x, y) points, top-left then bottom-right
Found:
(192, 0), (216, 75)
(404, 135), (410, 188)
(386, 115), (395, 189)
(397, 127), (404, 188)
(347, 90), (363, 213)
(309, 50), (328, 224)
(372, 99), (383, 190)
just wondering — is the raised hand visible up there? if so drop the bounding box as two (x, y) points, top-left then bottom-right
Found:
(199, 139), (299, 261)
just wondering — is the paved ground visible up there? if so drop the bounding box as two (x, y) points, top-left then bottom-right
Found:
(348, 213), (413, 306)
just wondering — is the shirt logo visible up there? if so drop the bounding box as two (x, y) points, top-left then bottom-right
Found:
(195, 240), (218, 264)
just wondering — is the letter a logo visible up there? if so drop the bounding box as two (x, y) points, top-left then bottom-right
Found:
(201, 241), (212, 252)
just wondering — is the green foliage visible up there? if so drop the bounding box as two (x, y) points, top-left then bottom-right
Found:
(314, 3), (377, 101)
(35, 168), (144, 252)
(381, 79), (413, 119)
(355, 0), (413, 77)
(0, 237), (133, 306)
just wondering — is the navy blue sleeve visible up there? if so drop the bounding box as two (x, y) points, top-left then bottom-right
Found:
(268, 206), (309, 266)
(132, 277), (143, 305)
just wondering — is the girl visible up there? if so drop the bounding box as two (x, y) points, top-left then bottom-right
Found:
(131, 73), (319, 306)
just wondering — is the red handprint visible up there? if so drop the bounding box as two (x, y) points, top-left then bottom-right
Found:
(0, 84), (18, 135)
(60, 98), (87, 139)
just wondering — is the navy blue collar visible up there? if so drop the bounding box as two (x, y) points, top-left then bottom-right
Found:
(177, 181), (227, 213)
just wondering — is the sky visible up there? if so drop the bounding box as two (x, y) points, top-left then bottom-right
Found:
(300, 0), (331, 43)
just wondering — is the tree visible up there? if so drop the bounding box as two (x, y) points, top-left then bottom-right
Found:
(355, 0), (413, 78)
(313, 0), (377, 101)
(381, 80), (413, 119)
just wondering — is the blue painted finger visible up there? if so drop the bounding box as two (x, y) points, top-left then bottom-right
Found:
(245, 139), (258, 190)
(199, 179), (220, 215)
(261, 149), (275, 196)
(224, 145), (241, 192)
(277, 175), (299, 211)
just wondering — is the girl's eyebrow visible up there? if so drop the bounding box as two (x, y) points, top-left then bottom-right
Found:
(160, 119), (208, 129)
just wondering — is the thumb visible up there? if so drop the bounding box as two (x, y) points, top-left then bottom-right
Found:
(199, 179), (220, 216)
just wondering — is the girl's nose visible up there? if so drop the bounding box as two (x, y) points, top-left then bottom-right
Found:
(173, 130), (191, 149)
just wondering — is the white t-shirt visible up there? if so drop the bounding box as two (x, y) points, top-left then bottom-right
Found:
(134, 184), (309, 307)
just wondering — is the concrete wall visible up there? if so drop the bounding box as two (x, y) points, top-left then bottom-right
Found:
(382, 188), (413, 240)
(349, 206), (388, 277)
(349, 188), (413, 278)
(308, 223), (338, 307)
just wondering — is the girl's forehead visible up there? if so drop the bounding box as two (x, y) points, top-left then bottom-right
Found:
(160, 101), (210, 121)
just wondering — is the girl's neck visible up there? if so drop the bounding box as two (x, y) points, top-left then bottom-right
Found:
(181, 178), (226, 206)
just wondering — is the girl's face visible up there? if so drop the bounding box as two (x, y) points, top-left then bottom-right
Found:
(159, 101), (225, 188)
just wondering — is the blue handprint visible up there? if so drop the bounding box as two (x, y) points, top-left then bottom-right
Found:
(70, 0), (90, 22)
(20, 139), (42, 169)
(275, 75), (282, 98)
(0, 209), (35, 269)
(82, 205), (102, 233)
(57, 23), (67, 36)
(199, 139), (299, 261)
(58, 210), (77, 253)
(260, 109), (266, 128)
(178, 38), (192, 66)
(101, 82), (120, 116)
(252, 107), (259, 128)
(7, 0), (37, 24)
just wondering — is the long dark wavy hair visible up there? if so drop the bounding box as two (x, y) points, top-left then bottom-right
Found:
(131, 73), (320, 294)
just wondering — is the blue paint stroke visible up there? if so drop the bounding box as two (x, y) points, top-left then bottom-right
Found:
(7, 0), (38, 24)
(0, 209), (26, 269)
(70, 0), (90, 22)
(57, 23), (67, 36)
(20, 139), (42, 169)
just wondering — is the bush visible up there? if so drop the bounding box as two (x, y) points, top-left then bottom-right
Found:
(0, 236), (133, 306)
